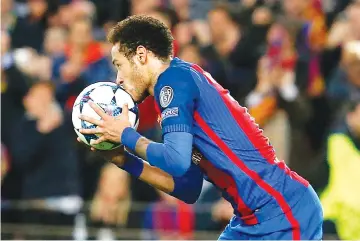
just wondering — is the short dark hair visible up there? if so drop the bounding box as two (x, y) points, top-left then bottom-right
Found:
(107, 15), (174, 60)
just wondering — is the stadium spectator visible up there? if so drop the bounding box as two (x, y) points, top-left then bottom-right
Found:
(8, 81), (82, 240)
(10, 0), (49, 52)
(52, 18), (115, 111)
(320, 101), (360, 240)
(327, 41), (360, 112)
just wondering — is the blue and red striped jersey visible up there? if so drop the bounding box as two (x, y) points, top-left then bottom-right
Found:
(154, 57), (309, 226)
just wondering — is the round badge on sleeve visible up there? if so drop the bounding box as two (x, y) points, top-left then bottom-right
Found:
(159, 86), (174, 108)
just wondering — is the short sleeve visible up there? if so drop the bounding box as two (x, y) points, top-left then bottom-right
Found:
(154, 67), (199, 135)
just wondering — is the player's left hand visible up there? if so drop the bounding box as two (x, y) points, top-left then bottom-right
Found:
(79, 101), (131, 144)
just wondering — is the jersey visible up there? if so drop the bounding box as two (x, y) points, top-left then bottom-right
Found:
(153, 58), (310, 238)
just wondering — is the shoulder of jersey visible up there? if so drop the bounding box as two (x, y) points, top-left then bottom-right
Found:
(156, 66), (192, 108)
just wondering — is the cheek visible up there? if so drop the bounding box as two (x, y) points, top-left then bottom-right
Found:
(124, 70), (137, 88)
(129, 72), (148, 100)
(127, 65), (140, 82)
(119, 71), (139, 96)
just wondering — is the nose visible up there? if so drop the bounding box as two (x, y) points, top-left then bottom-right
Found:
(116, 78), (124, 86)
(116, 72), (124, 86)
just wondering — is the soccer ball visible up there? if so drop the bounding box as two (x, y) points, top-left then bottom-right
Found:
(72, 82), (139, 150)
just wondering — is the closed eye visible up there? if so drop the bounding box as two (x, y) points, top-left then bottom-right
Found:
(112, 60), (121, 69)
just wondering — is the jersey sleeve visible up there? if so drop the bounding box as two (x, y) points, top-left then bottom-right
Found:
(154, 67), (199, 135)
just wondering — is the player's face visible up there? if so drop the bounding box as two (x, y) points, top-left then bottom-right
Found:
(111, 43), (149, 103)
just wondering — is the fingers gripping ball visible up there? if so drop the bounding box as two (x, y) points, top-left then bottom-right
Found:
(72, 82), (139, 150)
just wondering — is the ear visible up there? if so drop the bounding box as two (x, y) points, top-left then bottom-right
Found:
(136, 45), (147, 64)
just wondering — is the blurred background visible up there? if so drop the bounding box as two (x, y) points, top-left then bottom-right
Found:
(1, 0), (360, 239)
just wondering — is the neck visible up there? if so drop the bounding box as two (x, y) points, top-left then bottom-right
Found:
(147, 57), (172, 96)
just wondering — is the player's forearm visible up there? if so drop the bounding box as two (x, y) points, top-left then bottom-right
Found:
(119, 151), (203, 204)
(121, 127), (192, 177)
(120, 127), (152, 159)
(139, 161), (175, 193)
(116, 151), (174, 193)
(134, 136), (151, 160)
(140, 161), (203, 204)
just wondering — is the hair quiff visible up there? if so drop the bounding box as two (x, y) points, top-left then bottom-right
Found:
(107, 15), (174, 60)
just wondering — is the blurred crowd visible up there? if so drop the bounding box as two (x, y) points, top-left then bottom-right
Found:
(1, 0), (360, 240)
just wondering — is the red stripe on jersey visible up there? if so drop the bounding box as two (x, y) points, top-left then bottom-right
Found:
(199, 158), (258, 225)
(154, 101), (161, 115)
(154, 101), (163, 126)
(191, 64), (308, 187)
(194, 112), (301, 240)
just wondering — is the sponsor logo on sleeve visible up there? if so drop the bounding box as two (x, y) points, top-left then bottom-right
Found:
(161, 107), (179, 120)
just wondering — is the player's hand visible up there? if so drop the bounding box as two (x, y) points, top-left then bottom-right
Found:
(79, 101), (131, 144)
(76, 137), (126, 167)
(211, 198), (233, 222)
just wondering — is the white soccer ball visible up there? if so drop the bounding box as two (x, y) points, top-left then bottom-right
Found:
(72, 82), (139, 150)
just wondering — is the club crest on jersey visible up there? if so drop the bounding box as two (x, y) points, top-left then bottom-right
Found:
(159, 86), (174, 108)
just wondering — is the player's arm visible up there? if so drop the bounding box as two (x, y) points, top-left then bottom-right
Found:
(121, 67), (199, 177)
(117, 150), (203, 204)
(122, 130), (193, 177)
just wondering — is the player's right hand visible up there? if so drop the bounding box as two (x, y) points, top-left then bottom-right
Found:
(76, 137), (126, 167)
